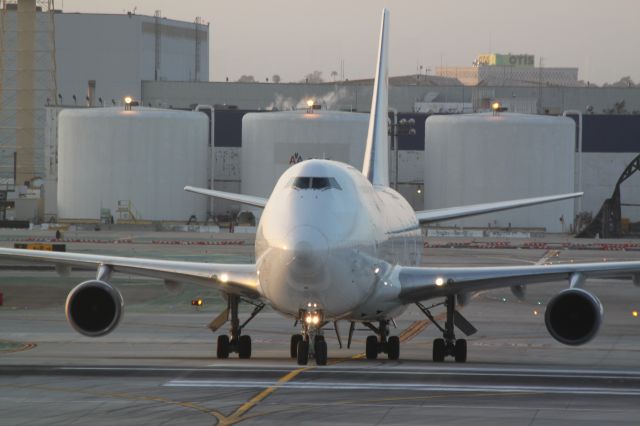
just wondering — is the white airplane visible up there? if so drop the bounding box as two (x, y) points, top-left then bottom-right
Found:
(1, 9), (639, 366)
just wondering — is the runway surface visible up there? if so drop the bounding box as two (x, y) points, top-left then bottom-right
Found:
(1, 231), (640, 425)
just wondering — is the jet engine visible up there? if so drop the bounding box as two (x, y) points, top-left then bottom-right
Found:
(65, 280), (124, 337)
(544, 288), (602, 346)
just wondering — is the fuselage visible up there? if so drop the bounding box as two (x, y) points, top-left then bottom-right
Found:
(255, 159), (422, 321)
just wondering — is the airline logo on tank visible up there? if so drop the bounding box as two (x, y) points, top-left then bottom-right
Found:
(289, 152), (304, 164)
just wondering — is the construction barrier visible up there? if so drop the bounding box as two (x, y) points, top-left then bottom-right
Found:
(424, 241), (640, 251)
(151, 240), (245, 246)
(14, 243), (66, 252)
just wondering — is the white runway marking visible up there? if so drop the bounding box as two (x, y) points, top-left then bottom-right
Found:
(59, 365), (640, 380)
(163, 379), (640, 396)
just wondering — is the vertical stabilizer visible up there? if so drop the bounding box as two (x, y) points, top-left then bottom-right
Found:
(362, 9), (390, 187)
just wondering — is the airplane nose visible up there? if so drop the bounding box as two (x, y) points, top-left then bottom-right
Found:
(284, 226), (329, 278)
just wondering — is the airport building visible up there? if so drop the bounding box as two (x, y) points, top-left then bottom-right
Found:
(3, 1), (640, 235)
(0, 0), (209, 185)
(436, 53), (581, 87)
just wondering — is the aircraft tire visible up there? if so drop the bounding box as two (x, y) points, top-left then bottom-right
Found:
(238, 335), (252, 359)
(315, 340), (328, 365)
(290, 334), (303, 358)
(433, 338), (445, 362)
(297, 340), (309, 365)
(217, 335), (230, 359)
(366, 335), (378, 360)
(387, 336), (400, 360)
(454, 339), (467, 363)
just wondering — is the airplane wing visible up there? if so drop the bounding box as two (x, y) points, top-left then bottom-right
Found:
(184, 186), (267, 208)
(398, 261), (640, 303)
(415, 192), (582, 224)
(0, 248), (261, 299)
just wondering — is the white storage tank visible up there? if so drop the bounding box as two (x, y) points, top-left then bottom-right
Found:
(242, 110), (368, 198)
(424, 113), (575, 232)
(57, 107), (208, 221)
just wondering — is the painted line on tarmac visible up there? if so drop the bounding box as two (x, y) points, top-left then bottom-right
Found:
(0, 341), (37, 354)
(222, 366), (313, 424)
(164, 379), (640, 396)
(59, 364), (640, 380)
(0, 383), (227, 422)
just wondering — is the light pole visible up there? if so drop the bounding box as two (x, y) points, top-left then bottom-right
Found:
(388, 111), (416, 190)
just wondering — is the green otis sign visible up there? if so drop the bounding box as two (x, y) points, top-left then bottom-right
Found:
(476, 53), (535, 67)
(496, 54), (535, 67)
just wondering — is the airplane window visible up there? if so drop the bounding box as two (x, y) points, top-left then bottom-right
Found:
(329, 177), (342, 190)
(311, 177), (330, 189)
(290, 177), (342, 190)
(292, 177), (311, 189)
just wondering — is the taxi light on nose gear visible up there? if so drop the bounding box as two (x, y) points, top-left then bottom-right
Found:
(633, 310), (638, 318)
(191, 298), (203, 307)
(304, 311), (322, 325)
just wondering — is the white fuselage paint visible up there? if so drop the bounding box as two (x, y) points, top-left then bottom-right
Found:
(256, 159), (421, 321)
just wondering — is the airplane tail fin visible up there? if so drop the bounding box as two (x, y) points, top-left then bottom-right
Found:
(362, 9), (390, 187)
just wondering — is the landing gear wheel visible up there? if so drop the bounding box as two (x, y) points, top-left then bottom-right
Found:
(290, 334), (303, 358)
(454, 339), (467, 363)
(217, 335), (230, 359)
(238, 335), (252, 359)
(315, 340), (328, 366)
(387, 336), (400, 360)
(433, 338), (445, 362)
(366, 335), (378, 360)
(296, 340), (309, 365)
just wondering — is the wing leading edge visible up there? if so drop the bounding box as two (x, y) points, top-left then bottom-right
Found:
(415, 192), (582, 224)
(0, 248), (260, 299)
(398, 261), (640, 303)
(184, 186), (267, 208)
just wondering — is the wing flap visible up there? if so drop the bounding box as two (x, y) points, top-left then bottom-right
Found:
(415, 192), (582, 224)
(399, 261), (640, 303)
(0, 248), (260, 299)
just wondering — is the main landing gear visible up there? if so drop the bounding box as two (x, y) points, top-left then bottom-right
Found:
(213, 295), (264, 360)
(417, 295), (477, 363)
(363, 320), (400, 360)
(291, 309), (328, 366)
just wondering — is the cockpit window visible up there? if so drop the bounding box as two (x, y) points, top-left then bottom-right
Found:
(311, 177), (331, 189)
(290, 177), (342, 190)
(292, 177), (311, 189)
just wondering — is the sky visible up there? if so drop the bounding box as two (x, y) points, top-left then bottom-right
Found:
(61, 0), (640, 85)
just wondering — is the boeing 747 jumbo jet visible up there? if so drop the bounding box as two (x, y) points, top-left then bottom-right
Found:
(1, 9), (639, 366)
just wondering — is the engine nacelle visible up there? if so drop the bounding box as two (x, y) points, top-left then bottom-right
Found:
(544, 288), (603, 346)
(65, 280), (124, 337)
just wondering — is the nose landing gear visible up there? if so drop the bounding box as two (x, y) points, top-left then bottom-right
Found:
(292, 309), (327, 366)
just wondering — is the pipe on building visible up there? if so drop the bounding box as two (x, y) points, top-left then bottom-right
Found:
(563, 110), (583, 213)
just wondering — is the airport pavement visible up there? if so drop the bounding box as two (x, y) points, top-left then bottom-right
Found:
(1, 232), (640, 425)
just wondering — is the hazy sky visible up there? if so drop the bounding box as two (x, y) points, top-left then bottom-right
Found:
(62, 1), (639, 85)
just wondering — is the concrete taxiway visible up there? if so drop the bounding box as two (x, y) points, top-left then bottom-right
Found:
(1, 231), (640, 425)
